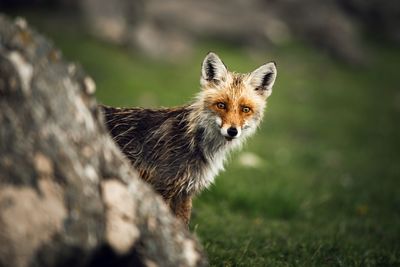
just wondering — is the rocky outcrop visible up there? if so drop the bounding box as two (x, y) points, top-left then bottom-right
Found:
(0, 15), (207, 267)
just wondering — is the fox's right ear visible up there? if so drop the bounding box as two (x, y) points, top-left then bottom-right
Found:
(201, 52), (227, 86)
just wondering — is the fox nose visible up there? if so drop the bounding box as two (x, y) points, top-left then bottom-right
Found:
(227, 127), (238, 137)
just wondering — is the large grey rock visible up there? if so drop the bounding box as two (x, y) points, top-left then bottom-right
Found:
(0, 15), (207, 267)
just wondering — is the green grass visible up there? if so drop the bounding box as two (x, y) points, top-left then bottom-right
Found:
(21, 13), (400, 266)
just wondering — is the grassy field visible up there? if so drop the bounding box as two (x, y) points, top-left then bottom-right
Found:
(23, 14), (400, 266)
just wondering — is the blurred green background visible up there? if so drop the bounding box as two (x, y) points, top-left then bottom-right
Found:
(3, 1), (400, 265)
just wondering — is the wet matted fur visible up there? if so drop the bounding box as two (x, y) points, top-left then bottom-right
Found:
(101, 52), (277, 225)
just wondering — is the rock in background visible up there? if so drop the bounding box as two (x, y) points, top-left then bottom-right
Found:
(1, 0), (399, 64)
(78, 0), (400, 64)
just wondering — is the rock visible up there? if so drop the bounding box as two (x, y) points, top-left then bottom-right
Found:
(0, 14), (207, 267)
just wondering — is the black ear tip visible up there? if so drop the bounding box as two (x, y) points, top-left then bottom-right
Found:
(272, 61), (277, 67)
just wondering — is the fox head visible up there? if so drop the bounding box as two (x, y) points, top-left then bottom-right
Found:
(196, 52), (277, 142)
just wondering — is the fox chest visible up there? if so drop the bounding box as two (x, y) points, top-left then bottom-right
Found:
(186, 149), (227, 194)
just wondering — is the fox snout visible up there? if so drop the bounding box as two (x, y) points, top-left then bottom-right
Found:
(215, 116), (243, 140)
(223, 126), (241, 140)
(220, 124), (242, 140)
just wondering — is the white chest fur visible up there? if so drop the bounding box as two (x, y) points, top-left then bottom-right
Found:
(185, 138), (243, 194)
(197, 149), (227, 190)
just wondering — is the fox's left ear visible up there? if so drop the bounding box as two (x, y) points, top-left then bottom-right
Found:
(248, 62), (277, 98)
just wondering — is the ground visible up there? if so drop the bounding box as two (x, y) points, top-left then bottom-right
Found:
(20, 13), (400, 266)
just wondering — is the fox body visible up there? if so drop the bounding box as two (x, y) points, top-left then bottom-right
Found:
(101, 52), (277, 225)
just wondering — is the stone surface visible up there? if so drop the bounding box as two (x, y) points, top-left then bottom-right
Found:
(0, 14), (207, 267)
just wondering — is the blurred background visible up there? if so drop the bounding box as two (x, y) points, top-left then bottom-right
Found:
(1, 0), (399, 266)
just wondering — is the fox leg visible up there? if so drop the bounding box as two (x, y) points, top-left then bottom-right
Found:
(171, 195), (192, 226)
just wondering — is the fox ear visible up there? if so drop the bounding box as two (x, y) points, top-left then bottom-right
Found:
(201, 52), (228, 86)
(249, 62), (277, 98)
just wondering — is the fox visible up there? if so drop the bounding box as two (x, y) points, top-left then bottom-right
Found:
(101, 52), (277, 225)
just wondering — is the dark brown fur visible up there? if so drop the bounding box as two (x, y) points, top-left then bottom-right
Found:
(101, 105), (209, 225)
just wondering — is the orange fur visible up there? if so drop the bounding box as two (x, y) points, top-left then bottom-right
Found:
(207, 93), (257, 129)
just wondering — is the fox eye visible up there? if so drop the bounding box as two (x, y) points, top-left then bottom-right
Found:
(216, 102), (226, 109)
(242, 106), (251, 113)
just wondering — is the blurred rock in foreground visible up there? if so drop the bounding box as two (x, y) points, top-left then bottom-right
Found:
(0, 14), (207, 267)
